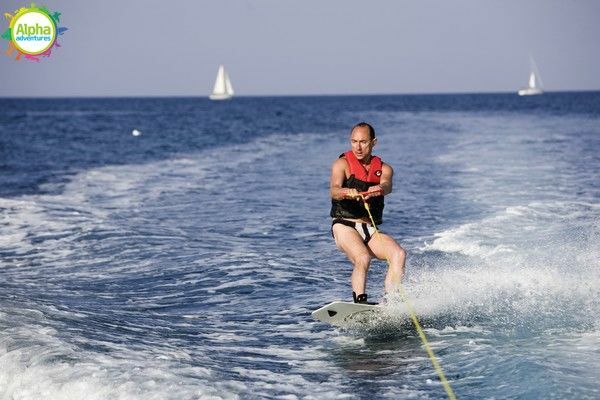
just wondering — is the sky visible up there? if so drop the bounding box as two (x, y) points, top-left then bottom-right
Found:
(1, 0), (599, 97)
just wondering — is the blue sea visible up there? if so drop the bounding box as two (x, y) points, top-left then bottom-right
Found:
(1, 93), (599, 399)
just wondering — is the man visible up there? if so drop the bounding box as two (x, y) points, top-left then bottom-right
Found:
(330, 122), (406, 304)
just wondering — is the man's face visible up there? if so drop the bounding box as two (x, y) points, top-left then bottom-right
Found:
(350, 126), (376, 161)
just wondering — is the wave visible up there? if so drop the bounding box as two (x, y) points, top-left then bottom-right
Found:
(0, 130), (338, 399)
(399, 200), (600, 334)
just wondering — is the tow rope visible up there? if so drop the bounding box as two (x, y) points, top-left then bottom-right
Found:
(359, 192), (457, 400)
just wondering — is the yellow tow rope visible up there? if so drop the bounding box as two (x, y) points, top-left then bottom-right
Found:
(361, 196), (457, 400)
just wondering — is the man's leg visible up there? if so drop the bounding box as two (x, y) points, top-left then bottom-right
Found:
(367, 232), (406, 292)
(332, 223), (372, 297)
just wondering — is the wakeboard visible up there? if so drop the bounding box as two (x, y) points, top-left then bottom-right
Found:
(312, 301), (382, 326)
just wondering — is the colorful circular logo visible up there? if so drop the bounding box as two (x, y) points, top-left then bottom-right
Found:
(10, 7), (56, 55)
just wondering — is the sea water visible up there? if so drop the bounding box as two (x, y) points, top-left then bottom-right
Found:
(1, 93), (599, 399)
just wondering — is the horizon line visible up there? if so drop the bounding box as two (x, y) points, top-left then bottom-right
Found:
(1, 89), (599, 100)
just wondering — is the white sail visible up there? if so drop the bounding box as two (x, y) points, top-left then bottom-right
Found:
(224, 71), (234, 96)
(209, 65), (234, 100)
(518, 56), (543, 96)
(528, 72), (537, 89)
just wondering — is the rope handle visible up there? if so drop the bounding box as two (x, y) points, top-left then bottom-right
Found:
(345, 188), (384, 200)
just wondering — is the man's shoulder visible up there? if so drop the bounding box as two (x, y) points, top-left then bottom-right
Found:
(332, 156), (349, 167)
(331, 157), (349, 176)
(381, 161), (393, 174)
(370, 155), (388, 166)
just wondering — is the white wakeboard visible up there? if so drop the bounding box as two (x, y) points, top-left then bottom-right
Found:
(312, 301), (382, 326)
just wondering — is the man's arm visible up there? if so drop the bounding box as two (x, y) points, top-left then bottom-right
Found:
(330, 158), (357, 200)
(365, 163), (393, 199)
(378, 163), (393, 195)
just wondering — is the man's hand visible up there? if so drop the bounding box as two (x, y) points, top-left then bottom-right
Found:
(344, 188), (360, 200)
(362, 186), (384, 200)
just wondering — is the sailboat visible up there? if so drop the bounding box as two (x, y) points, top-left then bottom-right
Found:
(518, 57), (544, 96)
(209, 65), (234, 100)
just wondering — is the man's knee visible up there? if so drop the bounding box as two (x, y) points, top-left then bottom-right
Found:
(353, 253), (371, 270)
(391, 246), (406, 263)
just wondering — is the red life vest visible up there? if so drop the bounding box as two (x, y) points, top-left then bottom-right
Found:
(343, 151), (382, 184)
(330, 151), (385, 224)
